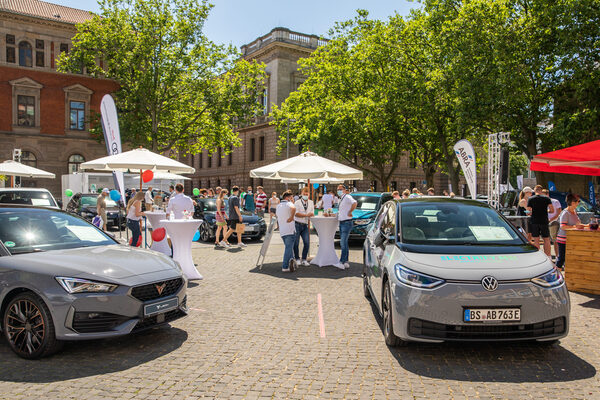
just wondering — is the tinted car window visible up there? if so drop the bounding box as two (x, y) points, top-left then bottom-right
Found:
(400, 202), (524, 245)
(81, 195), (117, 208)
(0, 208), (115, 255)
(354, 196), (380, 211)
(201, 200), (217, 212)
(0, 191), (57, 207)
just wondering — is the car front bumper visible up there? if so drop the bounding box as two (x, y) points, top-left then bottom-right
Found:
(47, 271), (188, 340)
(390, 280), (570, 342)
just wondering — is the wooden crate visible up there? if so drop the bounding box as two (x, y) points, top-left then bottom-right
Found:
(565, 230), (600, 295)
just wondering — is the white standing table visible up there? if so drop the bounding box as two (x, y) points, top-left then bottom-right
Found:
(144, 211), (171, 256)
(310, 216), (340, 267)
(161, 219), (203, 280)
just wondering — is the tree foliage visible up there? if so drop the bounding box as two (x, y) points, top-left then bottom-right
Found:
(59, 0), (266, 154)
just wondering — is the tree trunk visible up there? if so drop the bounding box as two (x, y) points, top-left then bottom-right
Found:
(423, 164), (436, 189)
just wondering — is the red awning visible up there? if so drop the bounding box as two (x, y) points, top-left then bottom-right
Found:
(530, 139), (600, 176)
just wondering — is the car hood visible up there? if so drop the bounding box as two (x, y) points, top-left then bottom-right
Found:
(241, 214), (262, 223)
(352, 209), (377, 220)
(6, 244), (179, 282)
(401, 250), (552, 280)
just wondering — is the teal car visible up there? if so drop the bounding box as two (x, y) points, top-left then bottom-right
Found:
(334, 192), (393, 241)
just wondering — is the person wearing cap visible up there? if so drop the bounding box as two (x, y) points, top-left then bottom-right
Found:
(97, 188), (110, 231)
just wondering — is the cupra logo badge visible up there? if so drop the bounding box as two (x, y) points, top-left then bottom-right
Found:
(155, 283), (166, 296)
(481, 276), (498, 292)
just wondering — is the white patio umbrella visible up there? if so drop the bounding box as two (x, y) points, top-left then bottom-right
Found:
(250, 151), (363, 181)
(0, 160), (55, 187)
(280, 177), (346, 184)
(81, 148), (195, 189)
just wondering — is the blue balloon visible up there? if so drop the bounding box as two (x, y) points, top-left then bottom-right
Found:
(109, 190), (121, 202)
(193, 231), (200, 242)
(313, 183), (319, 189)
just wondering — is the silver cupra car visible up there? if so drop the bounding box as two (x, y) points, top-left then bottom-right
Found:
(0, 205), (187, 359)
(363, 197), (569, 346)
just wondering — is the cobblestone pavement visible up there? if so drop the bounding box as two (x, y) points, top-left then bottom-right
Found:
(1, 234), (599, 399)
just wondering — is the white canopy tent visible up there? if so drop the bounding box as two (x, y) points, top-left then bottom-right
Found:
(250, 151), (363, 181)
(0, 160), (55, 187)
(80, 148), (195, 189)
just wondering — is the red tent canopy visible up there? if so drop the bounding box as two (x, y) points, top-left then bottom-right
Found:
(530, 139), (600, 176)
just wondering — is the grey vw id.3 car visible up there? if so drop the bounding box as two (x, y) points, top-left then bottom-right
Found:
(363, 198), (569, 346)
(0, 206), (187, 359)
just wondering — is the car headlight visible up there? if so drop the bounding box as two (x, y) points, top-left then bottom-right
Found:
(172, 260), (183, 273)
(82, 211), (95, 217)
(394, 264), (445, 289)
(56, 277), (118, 293)
(354, 219), (371, 226)
(531, 268), (564, 288)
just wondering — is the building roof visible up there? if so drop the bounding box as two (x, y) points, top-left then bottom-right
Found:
(0, 0), (93, 25)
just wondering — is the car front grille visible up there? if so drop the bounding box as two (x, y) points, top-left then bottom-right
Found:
(72, 312), (130, 333)
(133, 308), (186, 332)
(408, 317), (566, 340)
(131, 278), (183, 302)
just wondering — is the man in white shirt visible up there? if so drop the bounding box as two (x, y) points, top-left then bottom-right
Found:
(145, 186), (154, 211)
(336, 184), (357, 270)
(166, 184), (194, 219)
(322, 190), (334, 210)
(294, 186), (314, 266)
(276, 191), (297, 272)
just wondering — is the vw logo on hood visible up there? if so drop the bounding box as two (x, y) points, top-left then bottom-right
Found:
(481, 276), (498, 292)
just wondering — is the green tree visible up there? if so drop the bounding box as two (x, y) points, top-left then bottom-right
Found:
(59, 0), (266, 154)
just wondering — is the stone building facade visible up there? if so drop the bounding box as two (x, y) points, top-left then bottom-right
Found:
(185, 27), (487, 196)
(0, 0), (119, 195)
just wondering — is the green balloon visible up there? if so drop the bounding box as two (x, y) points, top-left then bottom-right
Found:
(193, 188), (200, 196)
(65, 189), (73, 197)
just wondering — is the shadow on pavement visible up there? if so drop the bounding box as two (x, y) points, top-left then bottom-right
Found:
(577, 294), (600, 309)
(0, 327), (187, 383)
(364, 297), (596, 383)
(250, 261), (363, 280)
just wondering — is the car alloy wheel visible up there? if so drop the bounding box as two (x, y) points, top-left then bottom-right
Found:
(382, 280), (403, 347)
(199, 222), (211, 242)
(3, 293), (62, 359)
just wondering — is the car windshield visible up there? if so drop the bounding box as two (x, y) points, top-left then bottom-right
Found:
(400, 202), (524, 245)
(200, 200), (217, 212)
(0, 191), (57, 207)
(81, 195), (118, 208)
(0, 208), (116, 255)
(354, 196), (380, 210)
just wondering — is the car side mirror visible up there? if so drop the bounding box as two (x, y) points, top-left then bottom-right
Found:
(57, 200), (63, 209)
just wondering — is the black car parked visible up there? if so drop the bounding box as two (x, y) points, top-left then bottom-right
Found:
(193, 197), (266, 242)
(66, 193), (126, 229)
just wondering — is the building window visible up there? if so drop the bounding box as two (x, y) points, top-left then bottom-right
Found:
(35, 39), (44, 67)
(250, 138), (256, 162)
(410, 181), (416, 190)
(259, 137), (265, 161)
(6, 34), (15, 63)
(18, 41), (33, 67)
(409, 152), (418, 169)
(259, 89), (268, 115)
(227, 179), (232, 190)
(217, 147), (222, 167)
(68, 154), (85, 173)
(198, 152), (203, 169)
(17, 95), (35, 126)
(391, 181), (397, 191)
(208, 152), (212, 168)
(69, 101), (85, 130)
(60, 43), (68, 54)
(21, 151), (37, 168)
(228, 145), (233, 165)
(370, 181), (378, 192)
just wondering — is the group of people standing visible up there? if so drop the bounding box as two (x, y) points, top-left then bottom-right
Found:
(517, 184), (587, 269)
(275, 184), (357, 272)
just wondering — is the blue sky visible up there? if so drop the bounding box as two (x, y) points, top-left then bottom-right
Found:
(54, 0), (417, 47)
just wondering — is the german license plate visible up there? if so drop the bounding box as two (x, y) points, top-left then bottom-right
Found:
(144, 297), (178, 316)
(244, 225), (255, 232)
(464, 308), (520, 322)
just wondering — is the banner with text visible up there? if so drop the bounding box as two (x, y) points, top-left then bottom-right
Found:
(589, 181), (596, 206)
(453, 139), (477, 199)
(100, 95), (126, 206)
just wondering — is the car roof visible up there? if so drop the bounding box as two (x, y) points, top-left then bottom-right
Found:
(0, 188), (53, 192)
(0, 204), (64, 211)
(352, 192), (391, 197)
(393, 196), (490, 207)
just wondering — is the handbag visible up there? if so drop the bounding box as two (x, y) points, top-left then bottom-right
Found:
(236, 222), (245, 234)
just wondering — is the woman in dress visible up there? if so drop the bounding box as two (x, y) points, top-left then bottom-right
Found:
(215, 189), (230, 247)
(517, 186), (533, 240)
(268, 191), (280, 227)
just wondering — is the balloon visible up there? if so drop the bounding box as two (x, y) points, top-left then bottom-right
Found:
(193, 188), (200, 196)
(313, 183), (319, 189)
(129, 236), (142, 247)
(65, 189), (73, 197)
(152, 227), (166, 242)
(109, 190), (121, 202)
(142, 170), (154, 183)
(192, 231), (200, 242)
